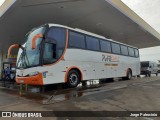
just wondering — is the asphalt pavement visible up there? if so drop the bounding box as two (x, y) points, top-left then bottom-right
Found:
(0, 76), (160, 120)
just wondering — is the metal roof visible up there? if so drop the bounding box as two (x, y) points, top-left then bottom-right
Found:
(0, 0), (160, 52)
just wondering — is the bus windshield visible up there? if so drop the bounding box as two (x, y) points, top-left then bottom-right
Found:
(17, 26), (46, 68)
(17, 26), (66, 69)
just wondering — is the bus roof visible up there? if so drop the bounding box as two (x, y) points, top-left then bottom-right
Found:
(49, 23), (138, 49)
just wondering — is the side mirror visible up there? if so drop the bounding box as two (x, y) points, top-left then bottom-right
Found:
(32, 34), (43, 49)
(149, 66), (151, 68)
(8, 44), (21, 58)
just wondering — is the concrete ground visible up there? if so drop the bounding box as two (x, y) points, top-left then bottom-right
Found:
(0, 76), (160, 120)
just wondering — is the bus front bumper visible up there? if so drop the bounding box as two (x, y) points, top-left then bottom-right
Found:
(16, 73), (43, 85)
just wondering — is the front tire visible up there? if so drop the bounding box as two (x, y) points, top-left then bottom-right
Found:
(67, 70), (80, 88)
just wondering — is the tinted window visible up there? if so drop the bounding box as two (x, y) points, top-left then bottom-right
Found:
(69, 31), (85, 49)
(46, 27), (66, 59)
(86, 36), (100, 51)
(100, 40), (111, 53)
(128, 47), (135, 57)
(111, 42), (121, 54)
(121, 45), (128, 56)
(134, 49), (139, 57)
(43, 43), (56, 64)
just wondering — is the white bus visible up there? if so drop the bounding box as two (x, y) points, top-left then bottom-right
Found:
(8, 24), (140, 87)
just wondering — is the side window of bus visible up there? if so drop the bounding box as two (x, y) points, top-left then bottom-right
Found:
(100, 40), (111, 53)
(111, 42), (121, 54)
(128, 47), (135, 57)
(68, 31), (85, 49)
(134, 49), (139, 57)
(86, 36), (100, 51)
(121, 45), (128, 56)
(43, 43), (56, 64)
(46, 27), (66, 59)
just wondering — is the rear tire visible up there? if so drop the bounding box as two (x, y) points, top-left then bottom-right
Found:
(67, 70), (80, 88)
(126, 69), (132, 80)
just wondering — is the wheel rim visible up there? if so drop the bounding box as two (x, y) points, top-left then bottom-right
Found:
(69, 73), (78, 86)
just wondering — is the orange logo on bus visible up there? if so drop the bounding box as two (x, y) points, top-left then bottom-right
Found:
(102, 54), (119, 62)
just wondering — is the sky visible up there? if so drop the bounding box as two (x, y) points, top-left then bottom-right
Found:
(121, 0), (160, 63)
(0, 0), (160, 62)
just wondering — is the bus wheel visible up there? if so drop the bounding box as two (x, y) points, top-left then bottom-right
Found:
(126, 70), (132, 80)
(67, 70), (80, 88)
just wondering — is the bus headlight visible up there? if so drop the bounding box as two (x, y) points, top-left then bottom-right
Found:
(29, 71), (39, 76)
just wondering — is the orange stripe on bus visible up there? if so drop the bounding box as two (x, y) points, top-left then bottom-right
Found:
(16, 73), (43, 85)
(32, 34), (43, 49)
(8, 44), (20, 57)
